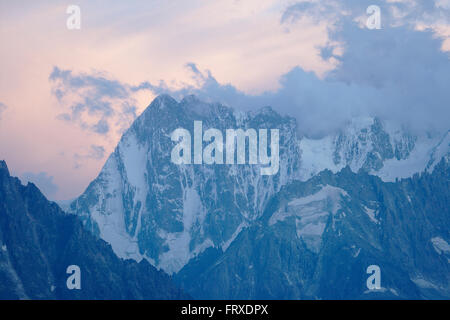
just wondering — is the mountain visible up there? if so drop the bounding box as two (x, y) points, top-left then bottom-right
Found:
(175, 159), (450, 299)
(69, 95), (301, 274)
(0, 160), (187, 299)
(68, 94), (450, 299)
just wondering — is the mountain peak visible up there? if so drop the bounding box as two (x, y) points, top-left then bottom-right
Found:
(250, 105), (281, 119)
(134, 94), (181, 129)
(0, 160), (10, 176)
(152, 94), (178, 108)
(180, 94), (201, 104)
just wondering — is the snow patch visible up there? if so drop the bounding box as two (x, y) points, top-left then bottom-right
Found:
(222, 221), (248, 251)
(412, 277), (439, 290)
(431, 237), (450, 255)
(299, 135), (342, 180)
(363, 205), (379, 224)
(427, 131), (450, 172)
(90, 155), (143, 263)
(269, 185), (348, 226)
(353, 247), (361, 258)
(85, 131), (151, 263)
(119, 131), (148, 197)
(157, 186), (213, 274)
(375, 134), (443, 181)
(269, 185), (348, 253)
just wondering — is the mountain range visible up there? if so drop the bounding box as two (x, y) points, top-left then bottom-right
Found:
(65, 94), (450, 299)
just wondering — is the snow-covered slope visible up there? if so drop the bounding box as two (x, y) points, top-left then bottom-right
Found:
(299, 117), (447, 182)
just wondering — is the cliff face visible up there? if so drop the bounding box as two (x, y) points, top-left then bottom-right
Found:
(0, 160), (188, 299)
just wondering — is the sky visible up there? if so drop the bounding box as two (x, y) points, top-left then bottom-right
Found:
(0, 0), (449, 200)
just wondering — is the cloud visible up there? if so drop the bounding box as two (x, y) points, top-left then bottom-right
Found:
(73, 144), (106, 169)
(135, 1), (449, 137)
(87, 144), (106, 160)
(50, 67), (138, 135)
(0, 102), (7, 120)
(48, 1), (450, 139)
(282, 0), (450, 134)
(282, 0), (450, 26)
(21, 171), (59, 198)
(281, 1), (341, 24)
(130, 63), (250, 108)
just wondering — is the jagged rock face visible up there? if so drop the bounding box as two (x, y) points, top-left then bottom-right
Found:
(70, 95), (301, 273)
(69, 94), (449, 299)
(175, 158), (450, 299)
(0, 161), (187, 299)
